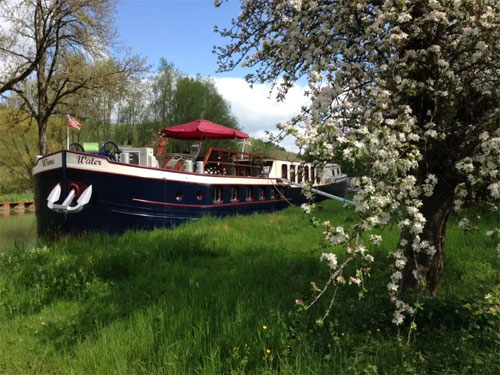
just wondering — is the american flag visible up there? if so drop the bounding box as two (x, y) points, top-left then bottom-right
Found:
(66, 115), (83, 130)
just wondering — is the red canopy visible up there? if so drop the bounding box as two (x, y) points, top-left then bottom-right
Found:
(159, 119), (249, 140)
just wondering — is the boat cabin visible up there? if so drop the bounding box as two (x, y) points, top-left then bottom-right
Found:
(115, 144), (342, 187)
(117, 144), (266, 177)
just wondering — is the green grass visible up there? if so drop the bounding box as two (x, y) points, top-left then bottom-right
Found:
(0, 201), (499, 374)
(0, 191), (34, 202)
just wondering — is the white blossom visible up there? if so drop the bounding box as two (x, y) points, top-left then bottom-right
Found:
(217, 0), (500, 332)
(392, 310), (405, 325)
(370, 234), (383, 245)
(321, 253), (338, 270)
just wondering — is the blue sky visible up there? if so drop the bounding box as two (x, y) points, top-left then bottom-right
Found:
(116, 0), (244, 77)
(115, 0), (308, 151)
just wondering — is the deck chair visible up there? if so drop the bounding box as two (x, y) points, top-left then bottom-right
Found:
(188, 143), (201, 161)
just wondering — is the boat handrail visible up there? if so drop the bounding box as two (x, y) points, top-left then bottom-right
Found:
(203, 147), (264, 176)
(279, 178), (356, 206)
(202, 147), (262, 164)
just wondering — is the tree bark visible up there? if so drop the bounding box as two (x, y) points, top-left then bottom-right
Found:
(37, 116), (48, 155)
(402, 187), (454, 296)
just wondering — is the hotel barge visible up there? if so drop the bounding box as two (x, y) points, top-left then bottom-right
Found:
(33, 120), (348, 236)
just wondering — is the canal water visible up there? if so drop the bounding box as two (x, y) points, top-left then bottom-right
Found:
(0, 211), (37, 252)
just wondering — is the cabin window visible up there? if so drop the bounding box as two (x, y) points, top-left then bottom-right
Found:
(246, 186), (254, 201)
(298, 166), (304, 183)
(258, 187), (265, 200)
(197, 191), (203, 201)
(316, 167), (323, 184)
(281, 164), (288, 179)
(176, 190), (183, 201)
(231, 186), (239, 202)
(213, 186), (223, 203)
(289, 165), (296, 182)
(311, 167), (315, 183)
(304, 166), (309, 182)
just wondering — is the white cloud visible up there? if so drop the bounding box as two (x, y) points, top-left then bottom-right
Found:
(213, 77), (309, 152)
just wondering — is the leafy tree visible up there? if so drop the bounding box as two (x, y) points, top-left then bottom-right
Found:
(172, 75), (237, 127)
(149, 58), (180, 124)
(0, 106), (38, 192)
(0, 105), (67, 192)
(2, 0), (146, 155)
(0, 0), (54, 95)
(216, 0), (499, 326)
(246, 138), (298, 160)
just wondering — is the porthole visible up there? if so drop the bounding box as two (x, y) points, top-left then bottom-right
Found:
(176, 190), (183, 201)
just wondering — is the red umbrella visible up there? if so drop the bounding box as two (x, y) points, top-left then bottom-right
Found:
(159, 119), (249, 140)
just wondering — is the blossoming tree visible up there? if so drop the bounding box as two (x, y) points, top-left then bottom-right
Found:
(216, 0), (499, 325)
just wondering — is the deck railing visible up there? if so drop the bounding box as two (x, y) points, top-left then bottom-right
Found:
(203, 147), (264, 176)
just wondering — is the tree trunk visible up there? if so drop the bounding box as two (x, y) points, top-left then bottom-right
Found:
(37, 116), (48, 155)
(402, 187), (454, 297)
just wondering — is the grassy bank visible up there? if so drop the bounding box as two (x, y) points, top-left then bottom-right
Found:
(0, 201), (499, 374)
(0, 191), (34, 203)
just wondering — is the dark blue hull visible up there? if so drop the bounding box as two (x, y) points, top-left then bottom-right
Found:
(35, 171), (290, 237)
(33, 152), (348, 237)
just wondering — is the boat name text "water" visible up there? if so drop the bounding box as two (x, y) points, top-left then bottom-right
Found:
(76, 155), (102, 166)
(42, 158), (55, 167)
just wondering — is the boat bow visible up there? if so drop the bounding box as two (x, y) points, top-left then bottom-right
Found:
(47, 183), (93, 214)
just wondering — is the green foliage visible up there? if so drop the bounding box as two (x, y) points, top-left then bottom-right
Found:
(246, 138), (299, 160)
(0, 202), (498, 373)
(0, 191), (33, 203)
(71, 59), (241, 153)
(149, 58), (178, 124)
(0, 108), (38, 193)
(172, 75), (235, 125)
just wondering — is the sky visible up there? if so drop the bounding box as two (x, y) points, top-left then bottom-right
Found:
(116, 0), (308, 151)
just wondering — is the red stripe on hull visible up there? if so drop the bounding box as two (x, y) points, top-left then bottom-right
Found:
(132, 198), (288, 209)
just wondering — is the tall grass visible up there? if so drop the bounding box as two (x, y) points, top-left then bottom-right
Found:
(0, 201), (498, 374)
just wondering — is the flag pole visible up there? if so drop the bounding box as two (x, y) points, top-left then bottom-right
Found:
(66, 115), (83, 147)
